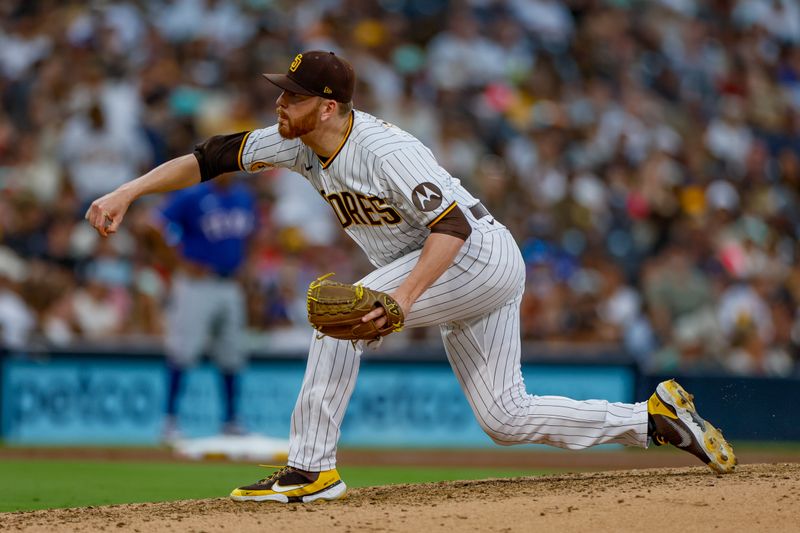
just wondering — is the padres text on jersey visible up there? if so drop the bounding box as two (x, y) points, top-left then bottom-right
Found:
(239, 110), (480, 267)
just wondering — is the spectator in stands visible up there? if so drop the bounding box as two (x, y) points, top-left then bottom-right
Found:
(0, 247), (35, 350)
(71, 259), (129, 340)
(59, 100), (152, 208)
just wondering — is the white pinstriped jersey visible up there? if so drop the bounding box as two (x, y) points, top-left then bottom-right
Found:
(236, 111), (651, 473)
(239, 110), (480, 267)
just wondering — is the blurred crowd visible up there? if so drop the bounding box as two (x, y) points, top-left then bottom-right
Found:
(1, 0), (800, 376)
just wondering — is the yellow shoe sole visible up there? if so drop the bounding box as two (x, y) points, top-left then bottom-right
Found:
(657, 379), (737, 474)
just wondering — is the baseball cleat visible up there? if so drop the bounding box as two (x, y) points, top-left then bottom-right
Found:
(230, 466), (346, 503)
(648, 379), (737, 474)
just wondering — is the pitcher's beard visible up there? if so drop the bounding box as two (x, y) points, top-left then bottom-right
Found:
(277, 109), (320, 139)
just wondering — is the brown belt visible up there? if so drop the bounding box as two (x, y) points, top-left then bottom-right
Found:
(469, 202), (490, 220)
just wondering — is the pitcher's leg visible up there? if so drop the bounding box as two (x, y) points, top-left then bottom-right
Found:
(441, 296), (649, 449)
(288, 333), (362, 471)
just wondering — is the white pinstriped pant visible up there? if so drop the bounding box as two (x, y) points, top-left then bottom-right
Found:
(288, 222), (649, 471)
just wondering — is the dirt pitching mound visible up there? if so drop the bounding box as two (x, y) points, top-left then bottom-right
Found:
(2, 463), (798, 533)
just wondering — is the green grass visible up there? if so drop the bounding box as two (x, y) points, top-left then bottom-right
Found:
(0, 459), (553, 513)
(726, 441), (800, 452)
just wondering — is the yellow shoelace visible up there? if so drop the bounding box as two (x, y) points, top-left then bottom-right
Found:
(255, 464), (292, 485)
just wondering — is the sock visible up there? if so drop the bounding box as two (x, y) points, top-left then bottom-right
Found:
(166, 365), (184, 417)
(222, 372), (236, 424)
(648, 413), (668, 446)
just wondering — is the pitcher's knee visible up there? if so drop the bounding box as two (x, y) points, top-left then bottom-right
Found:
(479, 415), (560, 446)
(489, 430), (556, 446)
(487, 433), (516, 446)
(480, 423), (527, 446)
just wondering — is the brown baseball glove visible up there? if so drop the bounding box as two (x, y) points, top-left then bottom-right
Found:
(307, 273), (405, 341)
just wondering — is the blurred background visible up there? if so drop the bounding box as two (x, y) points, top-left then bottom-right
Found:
(1, 0), (800, 451)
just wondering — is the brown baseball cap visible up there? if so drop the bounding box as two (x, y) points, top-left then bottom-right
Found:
(263, 51), (355, 103)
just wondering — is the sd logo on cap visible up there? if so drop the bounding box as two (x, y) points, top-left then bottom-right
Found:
(263, 51), (355, 104)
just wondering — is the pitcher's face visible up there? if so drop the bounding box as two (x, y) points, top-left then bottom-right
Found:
(275, 92), (324, 139)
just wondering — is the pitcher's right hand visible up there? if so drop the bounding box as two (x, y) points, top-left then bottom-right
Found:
(85, 189), (133, 237)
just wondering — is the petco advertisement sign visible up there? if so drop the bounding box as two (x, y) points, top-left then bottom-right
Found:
(1, 357), (165, 443)
(1, 353), (634, 446)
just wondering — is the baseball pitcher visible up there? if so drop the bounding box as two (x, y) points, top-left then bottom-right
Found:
(86, 51), (736, 504)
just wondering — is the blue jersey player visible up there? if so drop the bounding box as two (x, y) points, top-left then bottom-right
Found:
(157, 174), (256, 440)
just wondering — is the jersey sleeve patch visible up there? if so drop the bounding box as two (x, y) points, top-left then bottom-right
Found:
(412, 182), (444, 212)
(248, 161), (273, 172)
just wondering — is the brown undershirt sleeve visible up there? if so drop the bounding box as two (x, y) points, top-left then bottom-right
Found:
(429, 204), (472, 240)
(193, 131), (249, 182)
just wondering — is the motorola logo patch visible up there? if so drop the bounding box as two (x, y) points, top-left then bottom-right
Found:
(411, 182), (443, 212)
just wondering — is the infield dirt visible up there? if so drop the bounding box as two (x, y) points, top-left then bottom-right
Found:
(2, 463), (798, 532)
